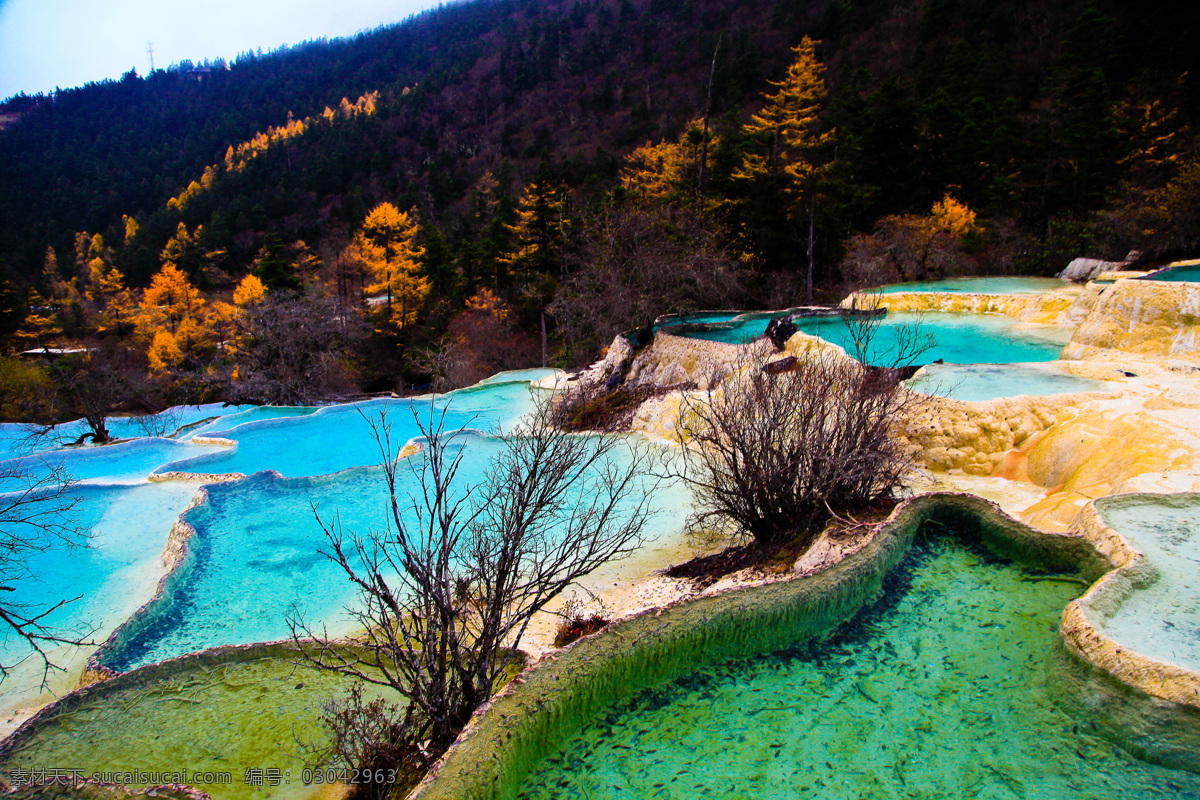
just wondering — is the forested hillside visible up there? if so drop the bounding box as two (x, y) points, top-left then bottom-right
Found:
(2, 0), (1200, 411)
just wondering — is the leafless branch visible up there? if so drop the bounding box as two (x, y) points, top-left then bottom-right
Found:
(289, 394), (655, 770)
(669, 317), (927, 550)
(0, 460), (94, 686)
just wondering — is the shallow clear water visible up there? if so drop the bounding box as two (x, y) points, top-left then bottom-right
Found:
(0, 655), (397, 800)
(0, 404), (259, 459)
(907, 362), (1109, 402)
(105, 430), (674, 673)
(104, 455), (487, 671)
(520, 534), (1200, 799)
(0, 482), (202, 713)
(0, 373), (562, 697)
(158, 380), (544, 478)
(680, 311), (1069, 365)
(874, 276), (1069, 294)
(1097, 496), (1200, 671)
(0, 438), (225, 488)
(188, 405), (319, 438)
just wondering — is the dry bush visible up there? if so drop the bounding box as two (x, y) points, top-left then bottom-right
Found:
(318, 684), (427, 800)
(550, 375), (696, 433)
(672, 320), (925, 550)
(551, 596), (611, 648)
(289, 396), (655, 775)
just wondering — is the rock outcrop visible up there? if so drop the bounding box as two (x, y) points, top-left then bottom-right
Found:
(1062, 278), (1200, 362)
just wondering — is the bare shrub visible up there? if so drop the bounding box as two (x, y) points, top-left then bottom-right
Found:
(551, 201), (746, 364)
(840, 214), (975, 293)
(0, 461), (92, 686)
(230, 293), (366, 405)
(132, 406), (184, 438)
(672, 317), (926, 550)
(551, 596), (611, 648)
(550, 376), (696, 433)
(289, 396), (655, 776)
(317, 684), (425, 800)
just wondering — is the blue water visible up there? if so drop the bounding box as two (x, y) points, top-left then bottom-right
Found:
(105, 428), (673, 672)
(187, 405), (318, 438)
(0, 439), (226, 489)
(0, 371), (565, 702)
(0, 481), (204, 703)
(679, 311), (1068, 366)
(875, 276), (1069, 294)
(0, 404), (260, 459)
(158, 381), (543, 478)
(106, 439), (503, 671)
(907, 362), (1109, 402)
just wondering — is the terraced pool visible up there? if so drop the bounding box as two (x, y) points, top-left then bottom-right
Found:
(519, 532), (1200, 799)
(906, 362), (1109, 401)
(874, 276), (1070, 294)
(677, 310), (1069, 366)
(1094, 494), (1200, 671)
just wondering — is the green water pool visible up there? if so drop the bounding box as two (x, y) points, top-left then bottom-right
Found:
(1, 653), (397, 800)
(518, 534), (1200, 799)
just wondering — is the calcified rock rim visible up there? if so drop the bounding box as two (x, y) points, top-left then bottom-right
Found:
(86, 439), (444, 676)
(1060, 494), (1200, 707)
(405, 491), (1200, 800)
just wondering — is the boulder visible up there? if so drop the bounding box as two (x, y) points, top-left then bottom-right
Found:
(765, 316), (798, 350)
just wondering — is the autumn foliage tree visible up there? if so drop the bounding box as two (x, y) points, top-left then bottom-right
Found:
(352, 203), (428, 331)
(734, 37), (834, 300)
(840, 193), (983, 290)
(622, 119), (722, 211)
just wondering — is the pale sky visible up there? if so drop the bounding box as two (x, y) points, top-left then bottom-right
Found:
(0, 0), (446, 99)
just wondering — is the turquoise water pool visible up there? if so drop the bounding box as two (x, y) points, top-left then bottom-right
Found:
(907, 362), (1109, 401)
(0, 438), (225, 488)
(159, 380), (543, 478)
(0, 371), (569, 697)
(0, 481), (202, 712)
(102, 429), (678, 673)
(519, 533), (1200, 799)
(1140, 265), (1200, 282)
(678, 311), (1069, 366)
(0, 403), (261, 459)
(875, 276), (1069, 294)
(103, 440), (501, 671)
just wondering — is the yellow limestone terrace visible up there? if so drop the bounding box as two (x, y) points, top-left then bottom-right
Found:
(1063, 278), (1200, 361)
(840, 288), (1081, 325)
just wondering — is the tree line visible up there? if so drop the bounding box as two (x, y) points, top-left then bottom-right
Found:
(3, 0), (1200, 420)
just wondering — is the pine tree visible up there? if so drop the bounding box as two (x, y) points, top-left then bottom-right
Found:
(352, 203), (429, 331)
(252, 234), (303, 293)
(734, 37), (834, 301)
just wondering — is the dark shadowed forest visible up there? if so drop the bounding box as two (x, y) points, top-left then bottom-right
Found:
(2, 0), (1200, 418)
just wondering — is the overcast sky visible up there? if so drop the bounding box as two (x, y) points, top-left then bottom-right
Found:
(0, 0), (445, 99)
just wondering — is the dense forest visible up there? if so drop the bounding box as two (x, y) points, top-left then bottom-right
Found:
(2, 0), (1200, 417)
